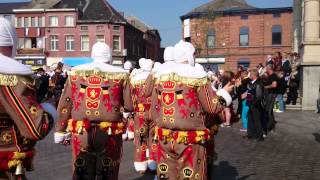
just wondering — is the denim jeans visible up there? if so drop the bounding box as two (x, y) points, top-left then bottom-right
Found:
(241, 100), (249, 129)
(276, 94), (285, 112)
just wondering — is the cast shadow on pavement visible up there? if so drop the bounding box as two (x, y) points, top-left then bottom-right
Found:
(214, 161), (255, 180)
(133, 173), (155, 180)
(312, 133), (320, 143)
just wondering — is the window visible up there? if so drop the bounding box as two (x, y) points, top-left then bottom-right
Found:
(38, 16), (44, 27)
(65, 35), (74, 51)
(50, 35), (59, 51)
(241, 15), (248, 20)
(113, 35), (120, 51)
(18, 38), (24, 49)
(65, 16), (74, 26)
(24, 17), (29, 28)
(80, 26), (88, 31)
(239, 27), (249, 46)
(113, 25), (120, 31)
(49, 16), (58, 27)
(81, 35), (89, 51)
(31, 17), (36, 27)
(96, 35), (105, 43)
(273, 13), (281, 18)
(36, 37), (43, 48)
(24, 38), (31, 48)
(207, 29), (215, 48)
(272, 25), (282, 45)
(238, 60), (250, 69)
(96, 25), (104, 31)
(17, 17), (22, 27)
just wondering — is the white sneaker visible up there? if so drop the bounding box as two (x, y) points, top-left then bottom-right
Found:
(122, 131), (128, 141)
(128, 131), (134, 140)
(134, 161), (148, 173)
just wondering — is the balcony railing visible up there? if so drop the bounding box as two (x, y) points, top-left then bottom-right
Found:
(17, 48), (44, 55)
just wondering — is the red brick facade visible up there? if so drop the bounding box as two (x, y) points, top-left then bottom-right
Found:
(12, 0), (161, 68)
(182, 9), (293, 71)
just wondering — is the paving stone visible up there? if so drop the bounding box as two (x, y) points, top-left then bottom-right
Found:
(25, 111), (320, 180)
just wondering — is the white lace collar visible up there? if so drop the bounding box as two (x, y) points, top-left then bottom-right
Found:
(155, 63), (207, 79)
(130, 68), (150, 81)
(71, 62), (126, 73)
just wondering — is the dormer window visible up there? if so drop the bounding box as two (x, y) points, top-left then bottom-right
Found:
(113, 25), (120, 31)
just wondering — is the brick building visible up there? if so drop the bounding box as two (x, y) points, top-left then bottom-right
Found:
(126, 16), (162, 63)
(6, 0), (161, 68)
(181, 0), (293, 71)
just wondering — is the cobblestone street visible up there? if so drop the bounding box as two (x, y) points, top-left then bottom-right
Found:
(27, 111), (320, 180)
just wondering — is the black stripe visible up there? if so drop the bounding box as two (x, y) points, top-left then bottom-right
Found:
(7, 87), (42, 139)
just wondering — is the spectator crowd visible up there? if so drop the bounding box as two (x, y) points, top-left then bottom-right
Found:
(34, 62), (69, 106)
(207, 52), (302, 141)
(35, 51), (303, 143)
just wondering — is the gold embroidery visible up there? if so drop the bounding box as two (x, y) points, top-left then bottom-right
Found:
(85, 110), (91, 116)
(195, 173), (200, 179)
(70, 70), (127, 80)
(88, 76), (102, 85)
(86, 100), (100, 110)
(162, 81), (176, 90)
(30, 106), (38, 115)
(159, 163), (169, 173)
(169, 118), (175, 124)
(183, 167), (194, 178)
(212, 98), (218, 104)
(0, 74), (18, 86)
(162, 117), (167, 122)
(61, 108), (68, 114)
(130, 79), (146, 86)
(155, 73), (208, 87)
(162, 91), (175, 106)
(2, 132), (13, 144)
(102, 157), (112, 167)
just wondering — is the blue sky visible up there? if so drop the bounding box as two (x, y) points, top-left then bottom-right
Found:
(0, 0), (292, 47)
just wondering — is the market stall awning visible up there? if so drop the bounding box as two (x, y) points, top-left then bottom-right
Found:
(63, 57), (93, 67)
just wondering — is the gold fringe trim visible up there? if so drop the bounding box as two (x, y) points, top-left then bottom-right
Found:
(70, 70), (128, 80)
(130, 79), (146, 86)
(154, 73), (208, 86)
(12, 152), (26, 160)
(0, 74), (18, 86)
(8, 160), (21, 169)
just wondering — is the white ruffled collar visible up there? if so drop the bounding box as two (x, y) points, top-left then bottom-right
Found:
(130, 68), (150, 81)
(72, 62), (126, 73)
(155, 63), (207, 79)
(0, 53), (33, 75)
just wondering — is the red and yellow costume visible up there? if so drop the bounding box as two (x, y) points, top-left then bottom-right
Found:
(55, 64), (133, 180)
(144, 62), (231, 180)
(130, 77), (157, 172)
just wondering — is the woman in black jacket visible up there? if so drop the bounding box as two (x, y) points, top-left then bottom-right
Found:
(246, 69), (265, 141)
